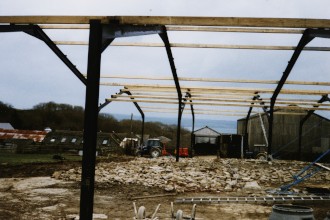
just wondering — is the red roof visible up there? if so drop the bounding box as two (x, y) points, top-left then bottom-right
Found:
(0, 129), (47, 142)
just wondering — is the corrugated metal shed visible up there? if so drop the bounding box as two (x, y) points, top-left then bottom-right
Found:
(237, 111), (330, 160)
(193, 126), (220, 137)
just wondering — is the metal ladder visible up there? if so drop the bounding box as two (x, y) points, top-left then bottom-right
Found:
(279, 149), (330, 193)
(258, 112), (268, 147)
(175, 196), (330, 204)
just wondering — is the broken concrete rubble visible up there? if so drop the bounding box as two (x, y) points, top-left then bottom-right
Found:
(55, 157), (330, 193)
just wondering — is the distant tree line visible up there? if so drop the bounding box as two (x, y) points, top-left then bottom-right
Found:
(0, 101), (191, 147)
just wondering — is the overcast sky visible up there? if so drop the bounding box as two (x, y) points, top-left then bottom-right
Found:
(1, 0), (330, 122)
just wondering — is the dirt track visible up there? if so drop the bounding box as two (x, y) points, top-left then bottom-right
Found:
(0, 157), (329, 219)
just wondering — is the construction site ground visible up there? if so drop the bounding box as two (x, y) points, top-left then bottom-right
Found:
(0, 155), (329, 219)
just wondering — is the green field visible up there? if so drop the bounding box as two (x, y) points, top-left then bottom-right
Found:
(0, 153), (82, 165)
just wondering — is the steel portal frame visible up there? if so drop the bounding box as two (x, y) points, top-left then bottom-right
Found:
(1, 16), (330, 219)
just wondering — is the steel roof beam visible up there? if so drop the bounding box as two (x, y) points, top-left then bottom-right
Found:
(0, 24), (87, 85)
(298, 94), (330, 160)
(100, 90), (145, 144)
(159, 26), (183, 162)
(268, 28), (317, 159)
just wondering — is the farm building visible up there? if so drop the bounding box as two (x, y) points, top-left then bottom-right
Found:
(192, 126), (243, 158)
(42, 130), (125, 154)
(0, 128), (47, 153)
(237, 110), (330, 161)
(192, 126), (220, 155)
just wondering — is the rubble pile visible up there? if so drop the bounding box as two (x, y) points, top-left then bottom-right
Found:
(54, 157), (330, 193)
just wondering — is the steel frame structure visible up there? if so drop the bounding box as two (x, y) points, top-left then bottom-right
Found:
(298, 94), (330, 160)
(1, 16), (330, 219)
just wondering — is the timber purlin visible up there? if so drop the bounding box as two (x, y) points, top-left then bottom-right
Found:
(1, 16), (330, 28)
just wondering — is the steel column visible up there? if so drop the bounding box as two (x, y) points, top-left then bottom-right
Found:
(298, 95), (329, 160)
(159, 27), (182, 162)
(79, 20), (103, 220)
(268, 29), (315, 158)
(186, 92), (195, 155)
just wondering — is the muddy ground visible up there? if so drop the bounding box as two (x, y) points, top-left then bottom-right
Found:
(0, 157), (329, 219)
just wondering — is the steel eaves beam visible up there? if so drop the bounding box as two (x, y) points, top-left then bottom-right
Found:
(268, 28), (315, 158)
(0, 24), (37, 33)
(101, 24), (163, 53)
(80, 20), (103, 220)
(102, 24), (163, 38)
(159, 26), (182, 162)
(308, 28), (330, 39)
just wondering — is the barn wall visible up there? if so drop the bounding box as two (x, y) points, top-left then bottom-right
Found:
(240, 112), (330, 160)
(237, 120), (246, 135)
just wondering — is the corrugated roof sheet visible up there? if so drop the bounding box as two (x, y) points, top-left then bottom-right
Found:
(0, 128), (47, 142)
(0, 123), (14, 130)
(193, 126), (220, 137)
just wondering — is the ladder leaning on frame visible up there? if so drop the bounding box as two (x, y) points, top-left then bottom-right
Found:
(279, 149), (330, 193)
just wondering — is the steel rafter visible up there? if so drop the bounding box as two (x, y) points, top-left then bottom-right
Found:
(0, 24), (87, 85)
(100, 90), (145, 143)
(298, 94), (330, 160)
(159, 26), (183, 162)
(267, 28), (330, 159)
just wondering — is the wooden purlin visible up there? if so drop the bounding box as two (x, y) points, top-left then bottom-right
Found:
(1, 16), (330, 28)
(101, 75), (330, 86)
(101, 82), (330, 96)
(105, 98), (330, 111)
(139, 106), (306, 116)
(53, 41), (330, 51)
(111, 94), (330, 107)
(120, 88), (257, 95)
(128, 91), (322, 103)
(143, 109), (306, 116)
(40, 24), (305, 34)
(144, 110), (247, 117)
(165, 26), (305, 34)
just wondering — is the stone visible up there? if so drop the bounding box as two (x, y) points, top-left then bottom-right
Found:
(52, 171), (62, 179)
(164, 185), (174, 192)
(243, 181), (262, 190)
(224, 184), (232, 192)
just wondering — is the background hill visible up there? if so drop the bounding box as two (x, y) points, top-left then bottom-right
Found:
(0, 101), (191, 146)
